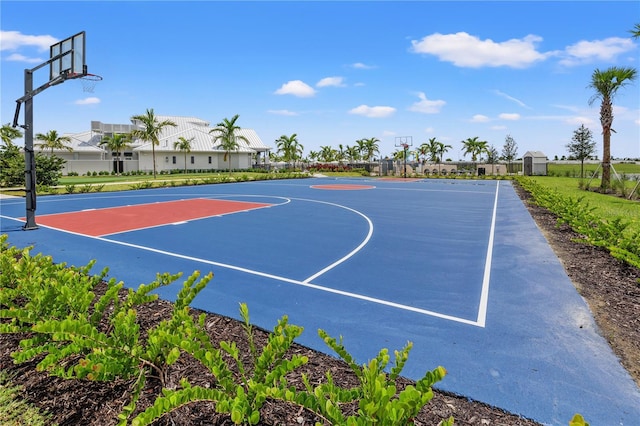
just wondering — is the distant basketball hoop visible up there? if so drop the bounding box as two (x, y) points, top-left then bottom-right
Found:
(395, 136), (413, 178)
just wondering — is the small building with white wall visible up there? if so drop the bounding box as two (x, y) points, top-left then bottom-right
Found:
(522, 151), (548, 176)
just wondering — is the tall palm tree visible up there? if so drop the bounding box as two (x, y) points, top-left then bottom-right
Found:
(291, 139), (304, 168)
(34, 130), (72, 155)
(319, 145), (336, 163)
(99, 133), (131, 175)
(588, 66), (637, 190)
(423, 137), (440, 164)
(275, 133), (303, 169)
(435, 141), (452, 174)
(131, 108), (177, 178)
(1, 123), (22, 147)
(337, 144), (346, 164)
(416, 143), (428, 164)
(173, 136), (194, 174)
(308, 150), (319, 164)
(461, 136), (489, 172)
(210, 114), (248, 174)
(630, 23), (640, 38)
(345, 145), (360, 163)
(358, 137), (380, 162)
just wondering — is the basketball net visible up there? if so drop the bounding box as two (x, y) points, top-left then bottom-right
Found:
(77, 73), (103, 93)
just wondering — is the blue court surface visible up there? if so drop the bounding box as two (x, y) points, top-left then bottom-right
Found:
(1, 177), (639, 425)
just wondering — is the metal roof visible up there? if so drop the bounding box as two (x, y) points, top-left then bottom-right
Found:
(132, 115), (270, 153)
(59, 131), (106, 152)
(51, 115), (270, 155)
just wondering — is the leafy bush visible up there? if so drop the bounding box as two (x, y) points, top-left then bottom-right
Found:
(1, 235), (452, 425)
(516, 177), (640, 269)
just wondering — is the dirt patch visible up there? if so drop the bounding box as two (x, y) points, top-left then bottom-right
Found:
(1, 181), (638, 425)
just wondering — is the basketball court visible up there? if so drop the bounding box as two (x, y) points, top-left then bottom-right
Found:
(2, 177), (639, 425)
(4, 31), (639, 425)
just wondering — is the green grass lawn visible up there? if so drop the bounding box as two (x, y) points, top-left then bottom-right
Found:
(524, 175), (640, 236)
(548, 162), (640, 177)
(58, 171), (263, 185)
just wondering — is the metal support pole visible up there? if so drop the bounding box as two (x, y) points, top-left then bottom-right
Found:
(403, 146), (408, 178)
(23, 69), (38, 230)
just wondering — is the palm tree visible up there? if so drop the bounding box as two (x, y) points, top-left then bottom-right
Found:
(630, 23), (640, 38)
(131, 108), (177, 178)
(461, 136), (488, 161)
(210, 114), (248, 174)
(345, 145), (360, 163)
(173, 136), (194, 174)
(275, 133), (304, 169)
(588, 67), (637, 190)
(422, 138), (440, 164)
(34, 130), (72, 155)
(1, 123), (22, 147)
(291, 138), (304, 165)
(337, 144), (346, 164)
(99, 133), (131, 175)
(307, 150), (319, 165)
(435, 141), (452, 174)
(416, 143), (430, 168)
(358, 137), (380, 162)
(319, 145), (336, 163)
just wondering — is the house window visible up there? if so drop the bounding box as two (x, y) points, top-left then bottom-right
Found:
(172, 156), (176, 164)
(190, 156), (195, 164)
(208, 156), (212, 164)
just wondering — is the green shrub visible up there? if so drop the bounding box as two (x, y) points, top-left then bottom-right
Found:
(1, 236), (452, 425)
(516, 177), (640, 269)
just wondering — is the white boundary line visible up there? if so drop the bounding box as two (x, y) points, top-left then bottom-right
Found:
(476, 180), (499, 327)
(0, 183), (500, 327)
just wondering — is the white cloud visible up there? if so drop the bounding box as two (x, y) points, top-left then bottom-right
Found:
(0, 30), (58, 51)
(351, 62), (376, 69)
(349, 105), (396, 118)
(316, 76), (346, 88)
(382, 130), (396, 137)
(410, 32), (547, 68)
(494, 90), (529, 108)
(499, 113), (521, 121)
(274, 80), (316, 97)
(75, 97), (100, 105)
(408, 92), (446, 114)
(5, 53), (43, 63)
(559, 37), (635, 66)
(470, 114), (490, 123)
(268, 109), (299, 116)
(490, 125), (507, 131)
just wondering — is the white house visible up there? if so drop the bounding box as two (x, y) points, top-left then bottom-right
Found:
(522, 151), (548, 176)
(45, 115), (270, 175)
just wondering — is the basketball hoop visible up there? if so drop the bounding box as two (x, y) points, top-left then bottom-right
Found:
(77, 73), (103, 93)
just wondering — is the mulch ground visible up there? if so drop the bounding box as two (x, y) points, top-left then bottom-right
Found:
(1, 181), (638, 425)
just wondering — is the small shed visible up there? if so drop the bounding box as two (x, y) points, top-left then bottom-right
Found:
(523, 151), (548, 176)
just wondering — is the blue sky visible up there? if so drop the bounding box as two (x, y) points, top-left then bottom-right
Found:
(2, 1), (639, 160)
